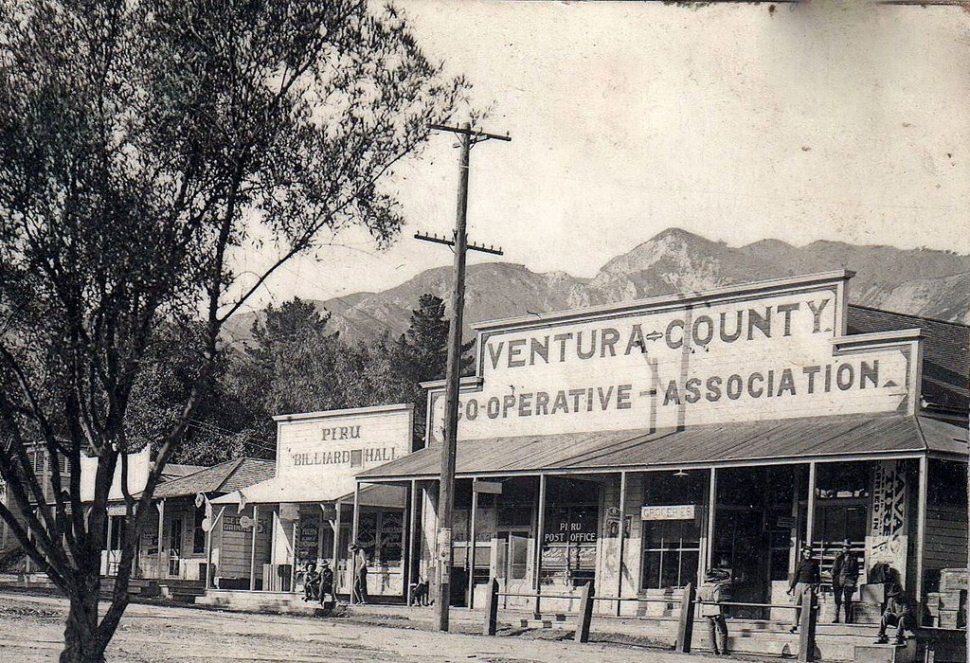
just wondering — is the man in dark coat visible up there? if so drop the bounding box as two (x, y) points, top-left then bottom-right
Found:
(875, 585), (917, 645)
(787, 546), (820, 633)
(830, 540), (859, 623)
(319, 560), (335, 608)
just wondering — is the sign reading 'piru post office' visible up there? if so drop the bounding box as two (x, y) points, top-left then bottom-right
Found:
(427, 273), (920, 443)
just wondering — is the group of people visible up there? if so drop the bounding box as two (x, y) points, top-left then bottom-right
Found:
(786, 541), (915, 645)
(698, 540), (917, 655)
(301, 543), (370, 607)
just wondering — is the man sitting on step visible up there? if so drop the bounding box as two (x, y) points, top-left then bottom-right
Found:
(875, 585), (916, 646)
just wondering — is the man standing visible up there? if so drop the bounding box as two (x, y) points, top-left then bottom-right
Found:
(698, 561), (732, 655)
(351, 544), (368, 605)
(830, 540), (859, 624)
(787, 546), (820, 633)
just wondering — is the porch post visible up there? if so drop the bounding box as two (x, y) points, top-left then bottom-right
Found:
(403, 486), (412, 606)
(534, 474), (547, 594)
(706, 467), (717, 570)
(290, 509), (298, 592)
(352, 482), (361, 544)
(806, 462), (817, 553)
(332, 501), (342, 592)
(616, 470), (627, 615)
(916, 455), (929, 601)
(249, 504), (259, 591)
(351, 483), (360, 604)
(469, 479), (478, 609)
(205, 506), (225, 590)
(407, 480), (419, 605)
(157, 498), (165, 579)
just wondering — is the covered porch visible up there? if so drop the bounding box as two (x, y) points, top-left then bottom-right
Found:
(356, 413), (968, 621)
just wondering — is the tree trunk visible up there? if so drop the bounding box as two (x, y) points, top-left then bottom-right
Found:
(60, 579), (106, 663)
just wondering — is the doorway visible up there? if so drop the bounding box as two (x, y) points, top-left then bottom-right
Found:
(168, 518), (182, 577)
(495, 529), (531, 607)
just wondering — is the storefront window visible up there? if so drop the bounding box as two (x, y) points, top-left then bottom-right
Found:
(379, 512), (403, 566)
(353, 511), (404, 569)
(296, 512), (320, 567)
(193, 507), (205, 554)
(641, 519), (701, 589)
(640, 471), (705, 590)
(539, 479), (599, 585)
(812, 462), (869, 544)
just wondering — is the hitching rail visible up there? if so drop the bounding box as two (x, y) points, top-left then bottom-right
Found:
(482, 581), (821, 663)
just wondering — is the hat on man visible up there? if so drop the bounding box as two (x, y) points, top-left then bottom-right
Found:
(841, 539), (851, 550)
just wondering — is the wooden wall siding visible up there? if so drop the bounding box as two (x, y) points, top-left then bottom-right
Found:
(923, 505), (969, 572)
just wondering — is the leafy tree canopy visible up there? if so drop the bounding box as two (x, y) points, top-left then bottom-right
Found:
(0, 1), (467, 660)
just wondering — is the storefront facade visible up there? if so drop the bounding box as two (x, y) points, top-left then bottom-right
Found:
(206, 404), (413, 599)
(359, 271), (969, 618)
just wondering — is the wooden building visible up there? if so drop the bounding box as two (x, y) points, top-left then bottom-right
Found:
(358, 271), (969, 620)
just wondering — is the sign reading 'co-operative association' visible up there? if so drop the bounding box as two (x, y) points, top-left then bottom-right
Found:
(427, 276), (920, 443)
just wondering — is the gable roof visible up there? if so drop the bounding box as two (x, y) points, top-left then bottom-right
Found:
(151, 458), (275, 499)
(847, 305), (969, 413)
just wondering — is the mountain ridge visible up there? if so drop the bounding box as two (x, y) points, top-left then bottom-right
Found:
(221, 228), (970, 346)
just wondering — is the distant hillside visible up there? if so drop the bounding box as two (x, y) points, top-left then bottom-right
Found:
(223, 228), (970, 348)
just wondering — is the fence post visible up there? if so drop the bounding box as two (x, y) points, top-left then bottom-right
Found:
(484, 578), (499, 636)
(574, 581), (595, 643)
(676, 582), (696, 654)
(797, 591), (818, 662)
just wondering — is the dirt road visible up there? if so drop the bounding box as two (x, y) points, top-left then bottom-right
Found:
(0, 591), (693, 663)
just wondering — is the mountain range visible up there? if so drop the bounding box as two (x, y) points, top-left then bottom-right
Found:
(222, 228), (970, 347)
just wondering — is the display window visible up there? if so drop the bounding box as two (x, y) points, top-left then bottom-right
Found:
(640, 471), (705, 590)
(356, 511), (403, 569)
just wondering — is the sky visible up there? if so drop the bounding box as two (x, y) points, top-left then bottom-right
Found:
(240, 1), (970, 311)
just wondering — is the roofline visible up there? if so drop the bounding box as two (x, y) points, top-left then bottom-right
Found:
(213, 457), (246, 494)
(357, 449), (929, 483)
(419, 376), (483, 391)
(848, 303), (970, 330)
(472, 270), (854, 332)
(272, 402), (413, 423)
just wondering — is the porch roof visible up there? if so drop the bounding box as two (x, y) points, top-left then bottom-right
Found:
(150, 458), (275, 500)
(356, 414), (968, 482)
(210, 475), (406, 507)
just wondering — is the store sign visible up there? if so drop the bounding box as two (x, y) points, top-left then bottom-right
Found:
(276, 406), (412, 497)
(641, 504), (696, 521)
(427, 277), (919, 443)
(473, 481), (503, 494)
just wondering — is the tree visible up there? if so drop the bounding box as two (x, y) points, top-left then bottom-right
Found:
(391, 294), (474, 448)
(227, 297), (345, 445)
(0, 2), (467, 660)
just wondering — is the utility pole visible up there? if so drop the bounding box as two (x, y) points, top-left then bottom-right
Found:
(417, 121), (509, 632)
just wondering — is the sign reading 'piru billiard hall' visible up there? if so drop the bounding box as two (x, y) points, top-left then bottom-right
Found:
(427, 273), (920, 443)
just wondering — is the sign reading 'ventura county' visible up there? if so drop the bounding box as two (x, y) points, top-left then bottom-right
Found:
(426, 273), (921, 443)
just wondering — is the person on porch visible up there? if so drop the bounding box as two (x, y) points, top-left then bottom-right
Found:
(301, 562), (321, 602)
(698, 560), (732, 655)
(319, 560), (335, 608)
(787, 546), (820, 634)
(875, 585), (917, 645)
(830, 540), (859, 624)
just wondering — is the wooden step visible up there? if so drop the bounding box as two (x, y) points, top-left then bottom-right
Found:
(855, 640), (917, 663)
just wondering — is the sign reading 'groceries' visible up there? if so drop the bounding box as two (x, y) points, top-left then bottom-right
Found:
(428, 276), (920, 442)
